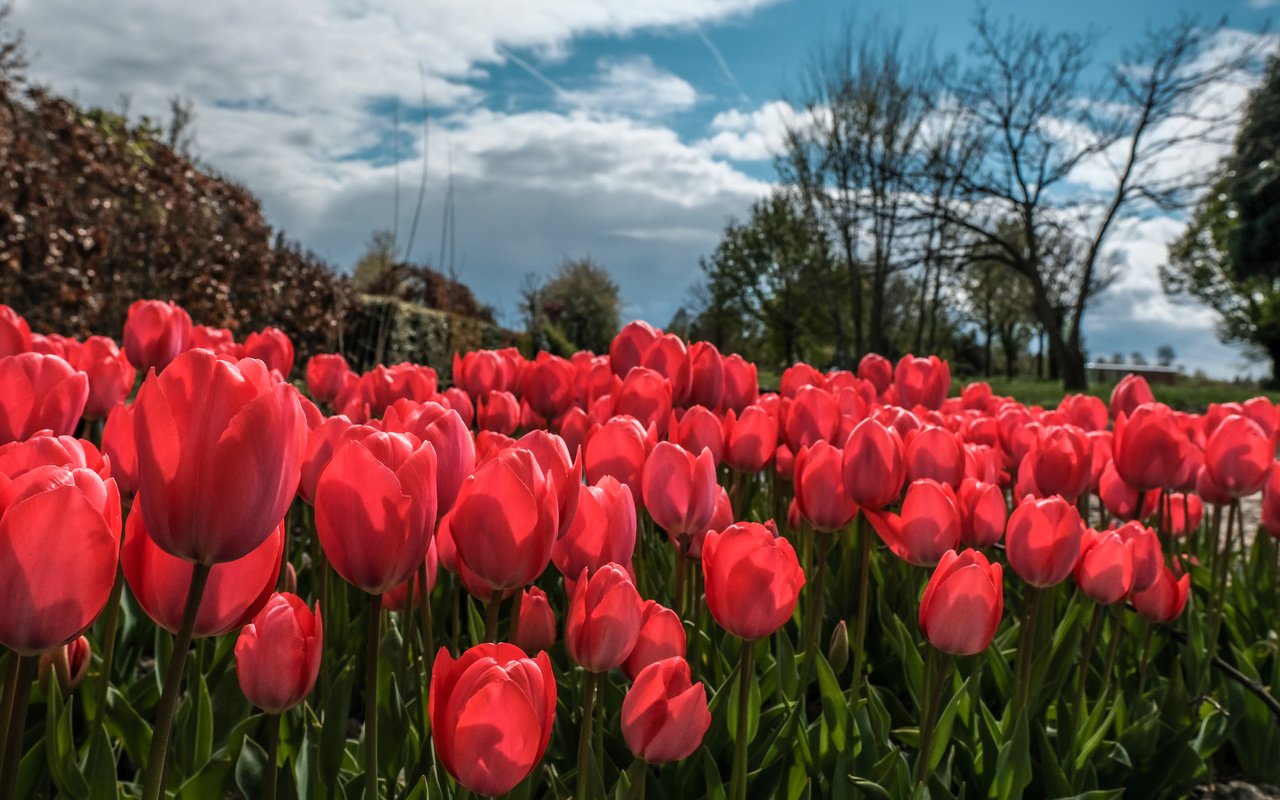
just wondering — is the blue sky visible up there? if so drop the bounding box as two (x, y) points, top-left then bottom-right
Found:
(9, 0), (1279, 377)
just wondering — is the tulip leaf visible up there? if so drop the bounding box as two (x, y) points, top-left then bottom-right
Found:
(927, 676), (968, 773)
(194, 670), (214, 770)
(701, 747), (728, 800)
(776, 630), (799, 701)
(83, 724), (120, 800)
(175, 759), (233, 799)
(105, 685), (152, 768)
(988, 712), (1031, 800)
(235, 736), (268, 799)
(47, 687), (91, 800)
(815, 653), (849, 754)
(321, 662), (355, 791)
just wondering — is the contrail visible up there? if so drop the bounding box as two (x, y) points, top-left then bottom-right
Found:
(495, 44), (566, 97)
(694, 26), (752, 105)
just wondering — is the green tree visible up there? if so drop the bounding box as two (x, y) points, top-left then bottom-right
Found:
(353, 229), (398, 291)
(1163, 56), (1280, 383)
(539, 257), (622, 354)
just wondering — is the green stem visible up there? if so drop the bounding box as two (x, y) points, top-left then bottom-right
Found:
(484, 593), (502, 644)
(914, 648), (950, 787)
(1136, 623), (1156, 698)
(140, 562), (212, 800)
(1010, 586), (1042, 732)
(674, 550), (687, 621)
(0, 654), (17, 763)
(1069, 601), (1106, 768)
(849, 515), (872, 701)
(264, 714), (280, 800)
(0, 655), (36, 800)
(507, 587), (524, 642)
(365, 596), (382, 800)
(1096, 605), (1125, 705)
(575, 671), (601, 800)
(803, 535), (831, 661)
(730, 640), (755, 800)
(91, 566), (125, 728)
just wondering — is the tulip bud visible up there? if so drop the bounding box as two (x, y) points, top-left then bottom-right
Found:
(38, 635), (92, 694)
(585, 415), (653, 501)
(234, 592), (322, 713)
(616, 367), (674, 436)
(703, 522), (805, 641)
(1113, 404), (1190, 491)
(243, 327), (295, 377)
(624, 600), (687, 680)
(957, 478), (1006, 548)
(1204, 415), (1272, 499)
(919, 549), (1003, 655)
(553, 476), (636, 580)
(782, 385), (840, 452)
(686, 342), (724, 411)
(514, 586), (557, 655)
(567, 564), (644, 672)
(518, 430), (582, 536)
(1005, 496), (1084, 588)
(68, 336), (136, 421)
(905, 426), (965, 490)
(306, 353), (351, 404)
(827, 620), (850, 673)
(641, 334), (691, 406)
(477, 390), (520, 434)
(723, 405), (778, 473)
(622, 657), (711, 764)
(894, 354), (949, 410)
(1109, 374), (1154, 420)
(857, 353), (892, 395)
(1114, 521), (1162, 592)
(721, 354), (759, 413)
(641, 442), (718, 545)
(671, 405), (724, 465)
(430, 644), (557, 797)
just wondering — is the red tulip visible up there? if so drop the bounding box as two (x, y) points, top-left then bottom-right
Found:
(0, 432), (109, 479)
(723, 405), (778, 472)
(123, 503), (281, 637)
(1099, 461), (1140, 521)
(553, 475), (636, 580)
(671, 405), (724, 465)
(782, 385), (840, 452)
(39, 635), (92, 693)
(524, 352), (576, 421)
(122, 300), (192, 373)
(780, 363), (825, 398)
(234, 592), (322, 713)
(842, 418), (906, 510)
(447, 447), (559, 595)
(1109, 373), (1154, 420)
(477, 390), (520, 434)
(894, 354), (949, 410)
(243, 327), (295, 377)
(1058, 394), (1108, 431)
(1113, 520), (1162, 592)
(1130, 566), (1190, 623)
(0, 304), (32, 356)
(616, 367), (674, 436)
(1113, 404), (1189, 491)
(514, 586), (557, 655)
(794, 441), (858, 532)
(453, 350), (518, 399)
(30, 333), (72, 359)
(611, 320), (662, 378)
(299, 416), (356, 504)
(101, 402), (138, 494)
(518, 430), (581, 537)
(1005, 496), (1084, 588)
(0, 465), (121, 654)
(1204, 414), (1272, 498)
(133, 349), (307, 564)
(683, 485), (732, 561)
(686, 342), (724, 411)
(1141, 491), (1203, 538)
(857, 353), (892, 396)
(316, 432), (437, 595)
(1021, 425), (1091, 502)
(641, 334), (691, 405)
(703, 522), (805, 640)
(1074, 529), (1134, 604)
(190, 325), (238, 355)
(1264, 467), (1280, 537)
(957, 478), (1006, 548)
(864, 478), (961, 567)
(1086, 430), (1113, 493)
(623, 600), (686, 680)
(430, 643), (557, 797)
(905, 425), (965, 490)
(443, 387), (475, 429)
(0, 352), (89, 443)
(67, 336), (136, 420)
(721, 354), (759, 413)
(919, 549), (1003, 655)
(306, 353), (351, 404)
(622, 657), (710, 764)
(566, 563), (643, 672)
(641, 442), (718, 546)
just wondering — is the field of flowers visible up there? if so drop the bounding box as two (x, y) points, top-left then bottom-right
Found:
(0, 298), (1278, 799)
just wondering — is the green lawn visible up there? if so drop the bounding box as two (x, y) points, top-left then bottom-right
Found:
(973, 375), (1280, 412)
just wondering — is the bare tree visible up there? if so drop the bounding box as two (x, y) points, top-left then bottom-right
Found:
(930, 10), (1257, 389)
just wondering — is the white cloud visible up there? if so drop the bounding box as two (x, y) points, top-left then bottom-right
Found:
(558, 57), (698, 117)
(696, 100), (801, 160)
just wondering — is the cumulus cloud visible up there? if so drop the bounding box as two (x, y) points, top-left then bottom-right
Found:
(696, 100), (801, 160)
(558, 57), (699, 117)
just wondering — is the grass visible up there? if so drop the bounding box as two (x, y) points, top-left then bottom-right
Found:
(974, 375), (1280, 412)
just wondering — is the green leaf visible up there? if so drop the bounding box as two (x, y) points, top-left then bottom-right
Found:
(83, 725), (120, 800)
(235, 737), (268, 799)
(47, 688), (91, 799)
(988, 712), (1031, 800)
(105, 685), (152, 768)
(815, 653), (849, 755)
(194, 670), (214, 770)
(321, 662), (355, 791)
(927, 677), (968, 772)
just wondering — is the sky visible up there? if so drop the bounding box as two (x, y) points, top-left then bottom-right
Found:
(8, 0), (1279, 378)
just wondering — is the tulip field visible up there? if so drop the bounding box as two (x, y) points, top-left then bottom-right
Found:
(2, 299), (1280, 800)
